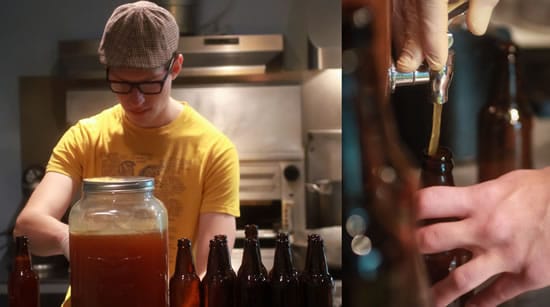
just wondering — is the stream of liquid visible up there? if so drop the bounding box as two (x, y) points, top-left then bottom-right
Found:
(428, 103), (443, 157)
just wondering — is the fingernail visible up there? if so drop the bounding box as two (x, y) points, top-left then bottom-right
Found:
(396, 56), (414, 73)
(424, 55), (444, 72)
(468, 6), (494, 36)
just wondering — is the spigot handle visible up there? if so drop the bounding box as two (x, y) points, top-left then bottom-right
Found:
(430, 49), (455, 105)
(448, 0), (469, 21)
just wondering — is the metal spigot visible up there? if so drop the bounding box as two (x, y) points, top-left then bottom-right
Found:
(389, 34), (455, 92)
(389, 0), (468, 93)
(430, 49), (455, 105)
(389, 64), (430, 92)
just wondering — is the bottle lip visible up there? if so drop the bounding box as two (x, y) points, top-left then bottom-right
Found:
(15, 236), (29, 246)
(422, 146), (454, 162)
(177, 238), (192, 247)
(83, 176), (155, 192)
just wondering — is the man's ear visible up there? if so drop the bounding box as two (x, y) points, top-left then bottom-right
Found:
(172, 53), (184, 79)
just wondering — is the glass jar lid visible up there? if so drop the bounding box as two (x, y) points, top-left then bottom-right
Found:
(83, 176), (154, 193)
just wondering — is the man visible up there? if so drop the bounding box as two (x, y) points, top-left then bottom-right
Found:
(14, 0), (239, 288)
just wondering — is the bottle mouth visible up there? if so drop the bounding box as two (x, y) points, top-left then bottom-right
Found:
(422, 146), (453, 162)
(177, 238), (192, 247)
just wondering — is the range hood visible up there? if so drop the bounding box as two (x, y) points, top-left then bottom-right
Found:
(58, 34), (284, 78)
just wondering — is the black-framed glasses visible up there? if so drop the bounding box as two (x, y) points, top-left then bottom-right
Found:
(106, 55), (176, 95)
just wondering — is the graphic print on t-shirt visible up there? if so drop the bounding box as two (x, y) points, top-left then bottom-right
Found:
(100, 152), (191, 216)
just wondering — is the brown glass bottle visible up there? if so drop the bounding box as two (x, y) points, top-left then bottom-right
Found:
(420, 147), (473, 306)
(244, 224), (268, 276)
(269, 233), (300, 307)
(202, 235), (236, 307)
(343, 0), (433, 306)
(301, 234), (334, 307)
(477, 41), (533, 182)
(236, 236), (270, 307)
(8, 236), (40, 307)
(170, 238), (200, 307)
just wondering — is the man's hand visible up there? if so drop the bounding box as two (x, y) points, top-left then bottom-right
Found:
(415, 168), (550, 307)
(14, 172), (75, 257)
(393, 0), (500, 72)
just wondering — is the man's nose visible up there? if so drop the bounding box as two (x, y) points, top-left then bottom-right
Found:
(127, 88), (146, 105)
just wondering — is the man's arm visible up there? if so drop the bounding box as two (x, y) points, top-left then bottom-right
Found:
(193, 212), (236, 278)
(14, 172), (77, 258)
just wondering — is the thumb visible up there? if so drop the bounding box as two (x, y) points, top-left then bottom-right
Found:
(468, 273), (527, 306)
(467, 0), (499, 36)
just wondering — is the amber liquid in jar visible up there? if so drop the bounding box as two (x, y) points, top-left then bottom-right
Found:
(70, 231), (168, 307)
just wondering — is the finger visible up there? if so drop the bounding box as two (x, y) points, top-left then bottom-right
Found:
(416, 0), (448, 71)
(467, 273), (527, 307)
(431, 254), (502, 307)
(396, 32), (424, 72)
(395, 0), (424, 72)
(416, 220), (476, 254)
(391, 0), (407, 53)
(467, 0), (499, 35)
(415, 186), (474, 220)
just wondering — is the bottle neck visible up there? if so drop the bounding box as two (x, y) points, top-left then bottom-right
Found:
(420, 147), (455, 188)
(494, 44), (520, 108)
(304, 240), (330, 276)
(240, 239), (264, 274)
(174, 244), (196, 275)
(13, 237), (33, 270)
(206, 241), (232, 275)
(271, 239), (295, 276)
(507, 54), (517, 103)
(244, 224), (259, 240)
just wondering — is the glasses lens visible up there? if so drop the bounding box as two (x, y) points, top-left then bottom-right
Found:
(110, 82), (131, 94)
(138, 82), (163, 94)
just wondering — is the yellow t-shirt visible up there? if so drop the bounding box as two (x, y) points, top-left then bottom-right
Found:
(49, 102), (240, 306)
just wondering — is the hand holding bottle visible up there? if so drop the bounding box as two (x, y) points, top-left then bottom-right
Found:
(415, 167), (550, 307)
(393, 0), (500, 72)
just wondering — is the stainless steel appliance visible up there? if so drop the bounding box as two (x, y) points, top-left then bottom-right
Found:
(305, 129), (341, 229)
(58, 34), (283, 78)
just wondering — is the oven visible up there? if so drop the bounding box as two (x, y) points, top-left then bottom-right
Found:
(232, 159), (305, 271)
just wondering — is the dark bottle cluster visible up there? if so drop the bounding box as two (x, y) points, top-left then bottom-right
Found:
(171, 224), (334, 307)
(8, 236), (40, 307)
(420, 147), (473, 307)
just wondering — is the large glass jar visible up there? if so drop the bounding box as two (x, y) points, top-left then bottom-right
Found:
(69, 177), (169, 307)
